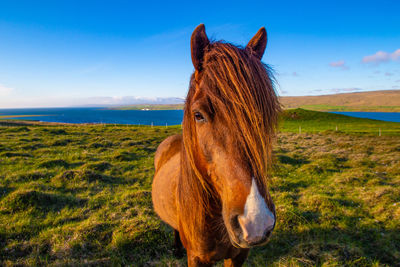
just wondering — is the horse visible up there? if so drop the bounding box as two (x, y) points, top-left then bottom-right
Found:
(152, 24), (280, 266)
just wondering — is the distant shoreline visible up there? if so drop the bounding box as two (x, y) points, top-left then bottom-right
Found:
(0, 115), (46, 119)
(108, 104), (184, 110)
(2, 109), (399, 127)
(1, 90), (398, 112)
(109, 104), (400, 112)
(109, 90), (400, 112)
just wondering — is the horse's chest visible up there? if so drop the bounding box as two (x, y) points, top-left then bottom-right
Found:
(196, 227), (242, 262)
(196, 243), (242, 264)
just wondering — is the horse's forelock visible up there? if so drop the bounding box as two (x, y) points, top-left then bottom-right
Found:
(203, 42), (280, 185)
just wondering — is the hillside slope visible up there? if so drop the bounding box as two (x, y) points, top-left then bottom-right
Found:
(112, 90), (399, 112)
(281, 90), (400, 112)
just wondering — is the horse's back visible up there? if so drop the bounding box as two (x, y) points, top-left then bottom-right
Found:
(154, 134), (182, 172)
(152, 134), (182, 230)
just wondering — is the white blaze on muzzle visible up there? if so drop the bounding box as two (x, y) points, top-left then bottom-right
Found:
(238, 178), (275, 244)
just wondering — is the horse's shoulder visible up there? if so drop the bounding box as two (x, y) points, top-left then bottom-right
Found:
(154, 134), (182, 171)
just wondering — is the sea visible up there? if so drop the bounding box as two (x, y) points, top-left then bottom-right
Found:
(0, 108), (184, 126)
(0, 108), (399, 125)
(331, 112), (400, 123)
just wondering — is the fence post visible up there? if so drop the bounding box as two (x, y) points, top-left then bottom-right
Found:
(379, 128), (381, 137)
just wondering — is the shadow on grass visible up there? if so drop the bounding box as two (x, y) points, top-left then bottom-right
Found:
(1, 152), (33, 158)
(277, 154), (310, 165)
(0, 189), (86, 213)
(9, 171), (54, 183)
(113, 151), (146, 162)
(52, 169), (127, 186)
(38, 159), (84, 169)
(273, 180), (312, 192)
(0, 186), (14, 201)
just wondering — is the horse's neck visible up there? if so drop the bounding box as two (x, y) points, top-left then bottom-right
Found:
(178, 159), (224, 237)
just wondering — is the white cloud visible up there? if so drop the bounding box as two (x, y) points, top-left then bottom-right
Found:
(277, 72), (299, 77)
(362, 49), (400, 64)
(308, 88), (363, 95)
(329, 60), (349, 70)
(0, 95), (186, 108)
(391, 49), (400, 60)
(0, 84), (13, 96)
(311, 88), (363, 94)
(329, 88), (363, 93)
(69, 96), (185, 106)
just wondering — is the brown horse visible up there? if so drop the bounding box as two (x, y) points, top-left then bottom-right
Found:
(152, 24), (280, 266)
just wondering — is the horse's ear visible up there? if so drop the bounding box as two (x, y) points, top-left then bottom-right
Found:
(246, 27), (267, 60)
(191, 24), (209, 71)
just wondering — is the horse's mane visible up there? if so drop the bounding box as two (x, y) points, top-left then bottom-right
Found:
(178, 41), (281, 243)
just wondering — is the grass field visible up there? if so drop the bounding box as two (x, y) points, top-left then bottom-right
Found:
(280, 109), (400, 136)
(0, 109), (399, 266)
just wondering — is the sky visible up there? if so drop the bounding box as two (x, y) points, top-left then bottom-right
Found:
(0, 0), (399, 108)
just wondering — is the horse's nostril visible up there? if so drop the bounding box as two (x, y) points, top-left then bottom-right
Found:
(230, 214), (240, 230)
(244, 229), (272, 246)
(264, 229), (272, 239)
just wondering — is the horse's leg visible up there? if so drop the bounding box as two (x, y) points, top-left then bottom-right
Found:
(173, 230), (184, 258)
(223, 249), (249, 267)
(187, 252), (213, 267)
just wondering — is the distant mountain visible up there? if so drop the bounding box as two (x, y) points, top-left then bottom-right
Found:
(280, 90), (400, 112)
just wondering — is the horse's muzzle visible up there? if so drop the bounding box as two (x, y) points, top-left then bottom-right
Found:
(229, 213), (275, 248)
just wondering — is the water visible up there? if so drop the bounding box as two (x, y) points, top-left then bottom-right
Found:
(0, 107), (184, 126)
(1, 108), (399, 125)
(331, 112), (400, 123)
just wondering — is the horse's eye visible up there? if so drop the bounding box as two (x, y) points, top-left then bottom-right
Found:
(194, 111), (206, 122)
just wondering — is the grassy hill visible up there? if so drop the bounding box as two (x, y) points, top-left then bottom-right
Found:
(280, 108), (400, 135)
(281, 90), (400, 112)
(0, 110), (399, 266)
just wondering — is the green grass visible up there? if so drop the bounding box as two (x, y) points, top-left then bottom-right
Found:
(0, 109), (399, 266)
(281, 109), (400, 136)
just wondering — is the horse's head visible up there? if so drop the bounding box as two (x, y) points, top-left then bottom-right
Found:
(182, 24), (280, 248)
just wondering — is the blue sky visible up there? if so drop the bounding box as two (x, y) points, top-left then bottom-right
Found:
(0, 0), (399, 108)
